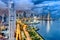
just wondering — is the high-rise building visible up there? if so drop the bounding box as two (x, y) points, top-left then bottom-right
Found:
(8, 0), (16, 40)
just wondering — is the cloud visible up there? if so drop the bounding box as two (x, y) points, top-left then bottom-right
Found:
(0, 0), (34, 10)
(14, 0), (34, 10)
(0, 1), (7, 9)
(33, 1), (60, 17)
(35, 1), (60, 7)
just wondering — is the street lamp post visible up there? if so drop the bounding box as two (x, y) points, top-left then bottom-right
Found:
(8, 0), (16, 40)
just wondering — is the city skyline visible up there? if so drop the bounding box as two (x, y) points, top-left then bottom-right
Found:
(0, 0), (60, 18)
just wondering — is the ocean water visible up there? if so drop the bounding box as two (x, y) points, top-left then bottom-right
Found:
(36, 20), (60, 40)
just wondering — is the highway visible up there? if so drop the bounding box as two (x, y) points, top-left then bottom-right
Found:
(23, 25), (32, 40)
(16, 19), (32, 40)
(16, 21), (22, 40)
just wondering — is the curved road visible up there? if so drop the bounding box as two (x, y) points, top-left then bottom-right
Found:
(23, 25), (32, 40)
(16, 19), (32, 40)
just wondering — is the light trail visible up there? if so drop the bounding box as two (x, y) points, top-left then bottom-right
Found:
(16, 19), (32, 40)
(23, 25), (32, 40)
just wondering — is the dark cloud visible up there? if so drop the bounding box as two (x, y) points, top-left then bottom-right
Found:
(0, 0), (60, 18)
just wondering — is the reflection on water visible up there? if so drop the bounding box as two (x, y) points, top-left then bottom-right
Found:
(46, 21), (50, 33)
(46, 21), (53, 33)
(36, 20), (60, 40)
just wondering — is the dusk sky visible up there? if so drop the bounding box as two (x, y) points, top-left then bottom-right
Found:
(0, 0), (60, 18)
